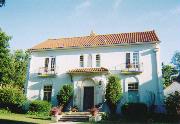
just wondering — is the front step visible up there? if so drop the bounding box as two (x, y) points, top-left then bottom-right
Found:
(59, 113), (90, 122)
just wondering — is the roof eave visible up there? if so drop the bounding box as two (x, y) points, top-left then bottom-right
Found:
(28, 41), (160, 52)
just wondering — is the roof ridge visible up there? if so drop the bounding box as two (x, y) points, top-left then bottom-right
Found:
(47, 30), (155, 40)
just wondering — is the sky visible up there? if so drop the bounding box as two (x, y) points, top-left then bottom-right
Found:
(0, 0), (180, 64)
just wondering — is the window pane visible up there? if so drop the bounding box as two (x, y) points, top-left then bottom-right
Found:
(43, 85), (52, 102)
(51, 58), (56, 71)
(96, 54), (100, 67)
(80, 55), (84, 67)
(45, 58), (49, 68)
(126, 53), (130, 68)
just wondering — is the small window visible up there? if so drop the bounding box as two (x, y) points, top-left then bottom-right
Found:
(51, 58), (56, 71)
(96, 54), (100, 67)
(43, 85), (52, 102)
(80, 55), (84, 67)
(128, 83), (138, 91)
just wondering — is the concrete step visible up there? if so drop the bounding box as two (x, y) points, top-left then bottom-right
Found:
(59, 113), (90, 122)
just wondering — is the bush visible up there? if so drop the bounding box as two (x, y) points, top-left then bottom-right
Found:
(28, 100), (52, 116)
(165, 91), (180, 115)
(57, 84), (73, 107)
(0, 85), (26, 113)
(105, 75), (122, 113)
(121, 103), (148, 121)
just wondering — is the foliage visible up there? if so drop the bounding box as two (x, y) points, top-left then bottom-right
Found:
(0, 85), (26, 113)
(172, 51), (180, 71)
(57, 84), (73, 107)
(11, 50), (29, 88)
(0, 0), (5, 7)
(105, 75), (122, 113)
(165, 91), (180, 115)
(0, 28), (12, 84)
(0, 108), (11, 114)
(162, 64), (178, 88)
(28, 100), (52, 116)
(121, 103), (148, 121)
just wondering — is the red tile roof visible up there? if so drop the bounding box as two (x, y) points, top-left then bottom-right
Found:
(68, 67), (108, 73)
(30, 30), (159, 51)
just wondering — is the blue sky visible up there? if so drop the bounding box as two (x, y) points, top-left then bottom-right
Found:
(0, 0), (180, 64)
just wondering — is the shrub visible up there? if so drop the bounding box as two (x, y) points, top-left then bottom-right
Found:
(105, 75), (122, 113)
(28, 100), (52, 116)
(121, 103), (148, 121)
(57, 84), (73, 107)
(0, 85), (26, 113)
(165, 91), (180, 115)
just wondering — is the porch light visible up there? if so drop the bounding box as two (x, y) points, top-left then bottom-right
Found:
(99, 80), (102, 86)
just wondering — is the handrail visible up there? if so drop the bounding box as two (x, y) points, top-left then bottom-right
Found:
(108, 63), (143, 72)
(38, 67), (57, 76)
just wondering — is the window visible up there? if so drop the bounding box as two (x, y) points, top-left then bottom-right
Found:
(96, 54), (100, 67)
(51, 57), (56, 71)
(45, 58), (49, 68)
(128, 83), (138, 91)
(80, 55), (84, 67)
(133, 52), (139, 68)
(128, 82), (139, 102)
(43, 85), (52, 102)
(126, 53), (130, 68)
(87, 54), (92, 67)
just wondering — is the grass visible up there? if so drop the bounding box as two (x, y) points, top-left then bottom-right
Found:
(0, 113), (53, 124)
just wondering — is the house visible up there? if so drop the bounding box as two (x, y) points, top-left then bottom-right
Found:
(164, 81), (180, 96)
(25, 30), (163, 112)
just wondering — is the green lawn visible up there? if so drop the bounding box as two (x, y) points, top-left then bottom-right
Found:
(0, 113), (53, 124)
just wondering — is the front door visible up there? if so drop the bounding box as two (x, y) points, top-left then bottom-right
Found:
(83, 87), (94, 111)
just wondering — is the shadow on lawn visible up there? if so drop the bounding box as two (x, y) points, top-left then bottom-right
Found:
(0, 119), (36, 124)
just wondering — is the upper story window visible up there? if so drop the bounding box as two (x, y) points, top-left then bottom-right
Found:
(96, 54), (101, 67)
(133, 52), (139, 68)
(126, 53), (131, 68)
(51, 58), (56, 71)
(45, 58), (49, 68)
(87, 54), (92, 67)
(126, 52), (139, 68)
(80, 55), (84, 67)
(44, 57), (56, 72)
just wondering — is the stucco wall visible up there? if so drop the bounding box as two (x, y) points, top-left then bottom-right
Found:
(26, 43), (163, 109)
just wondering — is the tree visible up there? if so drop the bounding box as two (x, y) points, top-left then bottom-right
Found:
(11, 50), (29, 88)
(172, 51), (180, 71)
(162, 64), (178, 88)
(0, 28), (12, 84)
(105, 75), (122, 113)
(0, 0), (5, 7)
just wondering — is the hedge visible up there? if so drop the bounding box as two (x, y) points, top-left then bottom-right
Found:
(28, 100), (52, 116)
